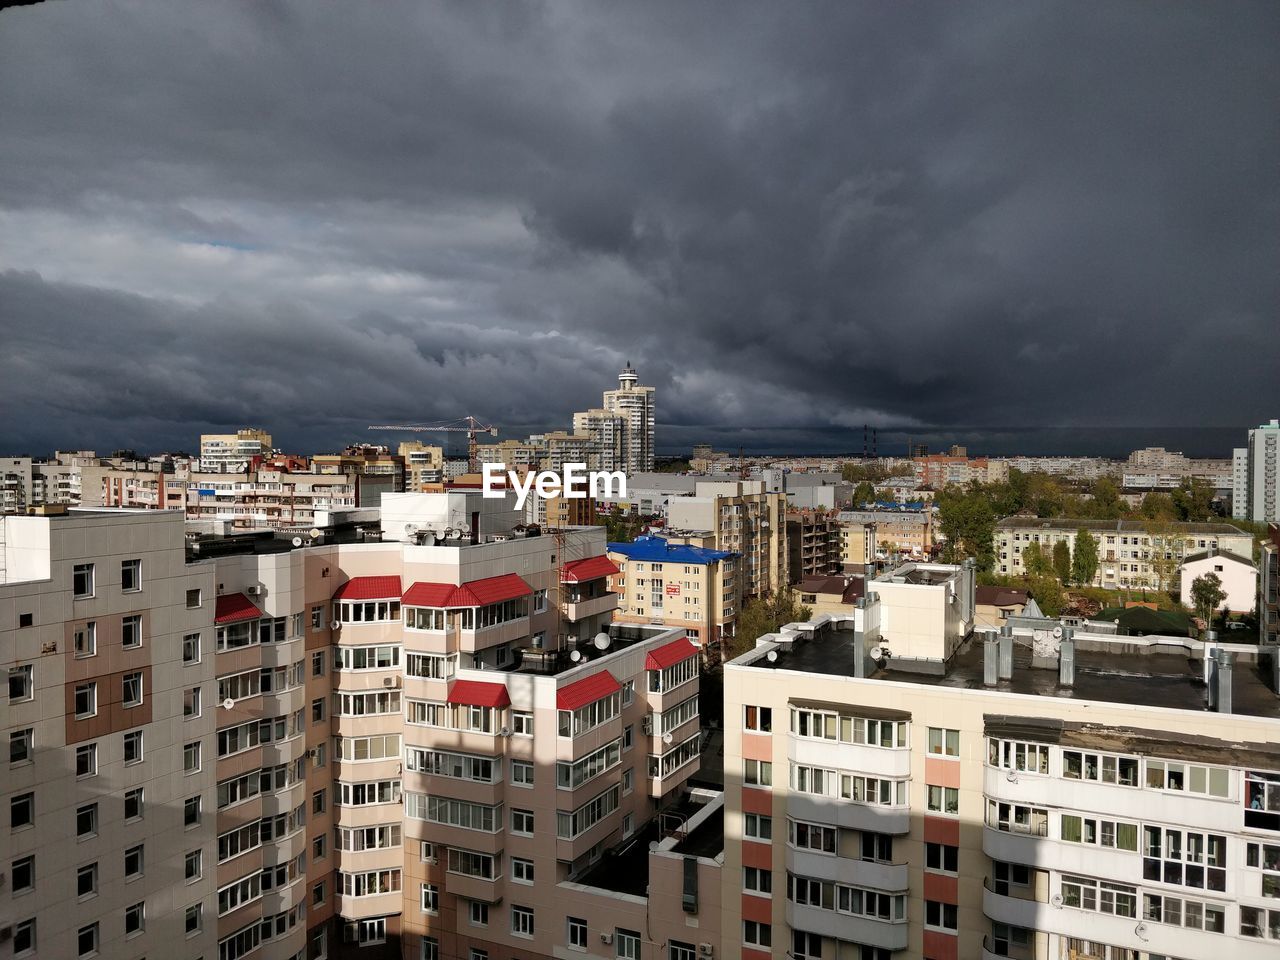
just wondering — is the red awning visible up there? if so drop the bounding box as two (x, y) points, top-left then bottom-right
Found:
(561, 555), (620, 583)
(645, 636), (698, 671)
(446, 680), (511, 708)
(333, 576), (402, 601)
(556, 670), (621, 710)
(402, 573), (533, 609)
(215, 593), (261, 625)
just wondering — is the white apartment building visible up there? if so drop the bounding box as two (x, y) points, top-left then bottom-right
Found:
(1178, 548), (1257, 616)
(600, 363), (656, 473)
(1233, 420), (1280, 522)
(722, 572), (1280, 960)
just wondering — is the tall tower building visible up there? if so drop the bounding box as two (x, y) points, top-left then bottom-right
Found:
(600, 363), (656, 473)
(1234, 419), (1280, 522)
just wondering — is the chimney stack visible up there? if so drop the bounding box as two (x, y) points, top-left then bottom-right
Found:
(999, 624), (1013, 680)
(1209, 648), (1234, 714)
(984, 630), (1000, 686)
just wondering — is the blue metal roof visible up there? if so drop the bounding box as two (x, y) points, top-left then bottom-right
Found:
(607, 535), (734, 565)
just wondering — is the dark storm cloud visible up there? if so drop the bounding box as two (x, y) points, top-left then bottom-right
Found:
(0, 1), (1277, 456)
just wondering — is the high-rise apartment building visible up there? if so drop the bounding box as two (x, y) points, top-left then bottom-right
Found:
(200, 429), (274, 471)
(572, 408), (627, 472)
(667, 481), (788, 600)
(1262, 525), (1279, 647)
(1233, 419), (1280, 522)
(722, 563), (1280, 960)
(398, 442), (445, 491)
(599, 364), (656, 473)
(786, 510), (843, 581)
(3, 496), (714, 960)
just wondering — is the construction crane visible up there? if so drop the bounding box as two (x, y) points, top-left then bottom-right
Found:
(368, 416), (498, 474)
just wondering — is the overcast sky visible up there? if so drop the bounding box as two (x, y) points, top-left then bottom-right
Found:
(1, 1), (1277, 458)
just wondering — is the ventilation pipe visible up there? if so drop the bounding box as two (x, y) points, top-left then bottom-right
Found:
(983, 630), (1000, 686)
(999, 624), (1013, 680)
(1059, 627), (1075, 688)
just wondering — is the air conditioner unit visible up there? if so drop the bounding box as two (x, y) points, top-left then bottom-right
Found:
(245, 585), (262, 596)
(641, 716), (653, 736)
(383, 676), (400, 688)
(600, 933), (613, 944)
(698, 944), (713, 957)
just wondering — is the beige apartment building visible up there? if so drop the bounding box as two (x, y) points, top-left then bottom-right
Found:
(840, 509), (934, 559)
(995, 518), (1254, 590)
(398, 442), (446, 491)
(201, 429), (274, 471)
(839, 518), (877, 571)
(607, 535), (740, 655)
(599, 363), (656, 474)
(181, 463), (357, 531)
(4, 494), (718, 960)
(667, 481), (788, 600)
(722, 561), (1280, 960)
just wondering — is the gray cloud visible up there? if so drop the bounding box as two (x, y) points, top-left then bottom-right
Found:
(0, 1), (1277, 457)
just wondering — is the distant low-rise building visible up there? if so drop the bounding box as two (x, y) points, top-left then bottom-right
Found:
(1179, 547), (1258, 615)
(974, 583), (1030, 628)
(795, 573), (864, 617)
(839, 507), (933, 558)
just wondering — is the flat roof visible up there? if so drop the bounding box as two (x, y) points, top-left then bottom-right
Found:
(996, 517), (1248, 536)
(746, 627), (1280, 720)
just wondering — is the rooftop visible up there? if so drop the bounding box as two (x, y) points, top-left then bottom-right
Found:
(975, 585), (1030, 607)
(576, 794), (711, 896)
(996, 516), (1249, 536)
(744, 624), (1280, 719)
(608, 535), (734, 564)
(507, 623), (680, 677)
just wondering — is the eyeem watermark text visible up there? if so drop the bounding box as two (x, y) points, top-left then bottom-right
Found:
(481, 462), (627, 510)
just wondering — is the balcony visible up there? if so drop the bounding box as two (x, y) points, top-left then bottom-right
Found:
(786, 848), (908, 893)
(336, 889), (403, 920)
(786, 792), (910, 835)
(563, 593), (619, 622)
(784, 900), (908, 952)
(445, 869), (503, 904)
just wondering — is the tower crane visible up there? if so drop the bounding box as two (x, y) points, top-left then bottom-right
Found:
(368, 416), (498, 474)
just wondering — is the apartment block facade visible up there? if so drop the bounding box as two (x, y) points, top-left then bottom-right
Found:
(787, 511), (842, 582)
(840, 509), (933, 560)
(1233, 420), (1280, 523)
(995, 518), (1254, 590)
(667, 482), (788, 600)
(722, 571), (1280, 960)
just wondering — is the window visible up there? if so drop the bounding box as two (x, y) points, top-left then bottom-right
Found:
(987, 800), (1048, 836)
(622, 678), (635, 706)
(186, 588), (202, 608)
(1063, 749), (1139, 786)
(184, 741), (201, 773)
(744, 705), (772, 732)
(988, 738), (1049, 774)
(670, 942), (698, 960)
(312, 698), (325, 722)
(1060, 875), (1138, 918)
(75, 802), (96, 836)
(927, 784), (959, 815)
(558, 692), (621, 737)
(184, 795), (201, 828)
(1146, 759), (1230, 798)
(13, 854), (34, 893)
(8, 664), (33, 702)
(123, 671), (143, 707)
(1240, 904), (1280, 939)
(74, 681), (97, 719)
(122, 614), (142, 648)
(339, 868), (402, 897)
(925, 900), (957, 931)
(743, 920), (772, 948)
(313, 880), (326, 906)
(77, 862), (98, 898)
(557, 739), (621, 788)
(185, 903), (203, 936)
(512, 905), (535, 937)
(789, 819), (837, 854)
(568, 916), (588, 949)
(124, 787), (144, 821)
(623, 723), (634, 750)
(125, 901), (144, 936)
(76, 743), (97, 777)
(862, 832), (893, 863)
(124, 844), (144, 879)
(10, 727), (33, 764)
(421, 883), (439, 914)
(512, 760), (534, 786)
(184, 686), (201, 718)
(470, 901), (489, 926)
(928, 727), (960, 757)
(511, 808), (535, 834)
(616, 929), (642, 960)
(182, 631), (201, 664)
(73, 563), (95, 598)
(745, 759), (772, 786)
(121, 559), (142, 592)
(13, 919), (35, 956)
(556, 785), (621, 839)
(470, 952), (488, 960)
(77, 922), (98, 958)
(1061, 814), (1138, 851)
(74, 621), (97, 657)
(185, 848), (202, 881)
(744, 865), (773, 895)
(745, 812), (772, 842)
(512, 710), (534, 735)
(991, 924), (1031, 957)
(313, 833), (327, 860)
(335, 824), (402, 851)
(1143, 826), (1227, 891)
(623, 767), (634, 794)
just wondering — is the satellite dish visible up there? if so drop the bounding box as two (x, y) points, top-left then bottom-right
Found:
(1052, 626), (1063, 639)
(766, 650), (778, 662)
(292, 536), (304, 547)
(404, 523), (419, 535)
(442, 527), (454, 539)
(499, 726), (511, 737)
(1051, 894), (1063, 907)
(421, 533), (437, 546)
(593, 632), (611, 650)
(221, 698), (236, 711)
(309, 528), (322, 539)
(448, 529), (463, 541)
(870, 645), (885, 660)
(663, 732), (674, 745)
(1006, 770), (1019, 783)
(569, 650), (582, 662)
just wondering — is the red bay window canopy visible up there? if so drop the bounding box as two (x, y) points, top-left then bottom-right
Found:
(561, 555), (620, 583)
(402, 573), (532, 608)
(645, 636), (698, 671)
(215, 593), (261, 624)
(557, 670), (621, 710)
(446, 680), (512, 709)
(332, 576), (402, 601)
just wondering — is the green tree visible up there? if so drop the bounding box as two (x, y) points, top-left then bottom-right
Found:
(1171, 477), (1214, 523)
(1189, 572), (1227, 631)
(1139, 492), (1177, 522)
(1143, 519), (1181, 593)
(1022, 541), (1051, 577)
(726, 589), (812, 660)
(1088, 476), (1124, 520)
(1052, 539), (1072, 583)
(936, 483), (996, 571)
(852, 481), (876, 506)
(1027, 575), (1065, 617)
(1071, 528), (1099, 585)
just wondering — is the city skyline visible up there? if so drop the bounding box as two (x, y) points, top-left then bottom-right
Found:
(2, 2), (1278, 456)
